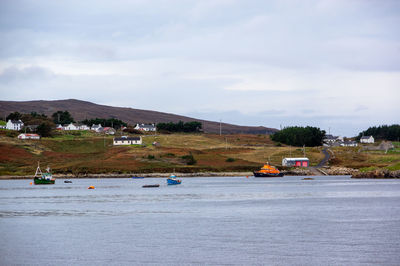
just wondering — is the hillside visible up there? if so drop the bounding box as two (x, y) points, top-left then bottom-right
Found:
(0, 99), (278, 134)
(0, 132), (324, 176)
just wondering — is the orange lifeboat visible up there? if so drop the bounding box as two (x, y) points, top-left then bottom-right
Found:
(253, 163), (284, 177)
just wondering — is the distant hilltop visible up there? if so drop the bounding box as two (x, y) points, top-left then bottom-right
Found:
(0, 99), (278, 134)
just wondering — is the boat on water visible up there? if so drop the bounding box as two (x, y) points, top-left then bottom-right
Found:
(142, 184), (160, 188)
(64, 180), (73, 183)
(253, 163), (284, 178)
(167, 174), (181, 185)
(33, 163), (55, 185)
(132, 176), (145, 179)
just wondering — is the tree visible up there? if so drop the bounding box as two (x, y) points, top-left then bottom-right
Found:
(52, 111), (75, 125)
(37, 122), (53, 137)
(271, 126), (325, 147)
(357, 124), (400, 141)
(156, 121), (202, 133)
(6, 112), (22, 121)
(80, 118), (127, 129)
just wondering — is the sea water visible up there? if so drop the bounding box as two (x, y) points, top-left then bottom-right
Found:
(1, 176), (399, 265)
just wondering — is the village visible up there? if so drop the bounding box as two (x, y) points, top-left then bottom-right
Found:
(1, 116), (399, 178)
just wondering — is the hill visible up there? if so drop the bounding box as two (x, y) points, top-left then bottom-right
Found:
(0, 99), (277, 134)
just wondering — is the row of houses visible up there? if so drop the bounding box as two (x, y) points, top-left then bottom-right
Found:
(56, 123), (156, 133)
(4, 119), (156, 133)
(323, 134), (374, 147)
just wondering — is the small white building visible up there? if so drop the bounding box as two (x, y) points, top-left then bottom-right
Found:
(18, 133), (40, 140)
(56, 124), (63, 130)
(6, 120), (24, 131)
(77, 124), (90, 130)
(134, 123), (156, 132)
(282, 157), (309, 167)
(102, 127), (116, 135)
(340, 141), (358, 147)
(113, 136), (142, 145)
(64, 123), (79, 130)
(323, 134), (343, 144)
(360, 136), (374, 144)
(91, 124), (103, 132)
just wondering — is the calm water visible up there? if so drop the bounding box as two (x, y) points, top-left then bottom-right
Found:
(1, 176), (400, 265)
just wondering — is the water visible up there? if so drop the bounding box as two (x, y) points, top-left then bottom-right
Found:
(1, 176), (400, 265)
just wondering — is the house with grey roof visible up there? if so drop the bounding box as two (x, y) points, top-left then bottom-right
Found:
(6, 120), (24, 131)
(134, 123), (156, 132)
(113, 136), (142, 145)
(360, 136), (374, 144)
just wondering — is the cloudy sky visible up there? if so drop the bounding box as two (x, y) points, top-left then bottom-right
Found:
(0, 0), (399, 136)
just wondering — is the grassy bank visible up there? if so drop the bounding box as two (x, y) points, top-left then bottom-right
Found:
(0, 131), (399, 175)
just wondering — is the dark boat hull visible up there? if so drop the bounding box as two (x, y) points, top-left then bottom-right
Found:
(34, 178), (55, 185)
(253, 172), (284, 178)
(142, 184), (160, 188)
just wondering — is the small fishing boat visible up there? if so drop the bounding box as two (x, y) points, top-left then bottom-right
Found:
(64, 180), (73, 183)
(253, 163), (284, 178)
(33, 163), (55, 185)
(142, 184), (160, 188)
(132, 176), (145, 179)
(167, 174), (181, 185)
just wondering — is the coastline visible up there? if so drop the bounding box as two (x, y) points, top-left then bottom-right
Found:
(1, 168), (399, 180)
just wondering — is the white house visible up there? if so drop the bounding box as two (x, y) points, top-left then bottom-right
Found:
(323, 134), (343, 144)
(113, 136), (142, 145)
(360, 136), (374, 144)
(18, 133), (40, 140)
(77, 124), (90, 130)
(134, 123), (156, 132)
(340, 141), (358, 147)
(282, 157), (309, 167)
(56, 124), (63, 130)
(64, 123), (79, 130)
(91, 124), (103, 132)
(6, 120), (24, 131)
(101, 127), (116, 135)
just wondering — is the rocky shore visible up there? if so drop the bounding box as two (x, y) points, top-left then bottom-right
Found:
(1, 168), (399, 179)
(0, 172), (254, 180)
(352, 169), (400, 179)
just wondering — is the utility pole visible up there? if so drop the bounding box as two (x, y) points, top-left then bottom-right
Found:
(225, 137), (227, 150)
(219, 119), (222, 136)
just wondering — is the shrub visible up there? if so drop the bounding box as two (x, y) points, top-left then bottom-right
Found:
(147, 154), (155, 160)
(226, 158), (235, 162)
(181, 153), (197, 165)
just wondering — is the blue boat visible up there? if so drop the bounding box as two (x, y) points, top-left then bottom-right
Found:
(167, 174), (181, 185)
(132, 176), (145, 179)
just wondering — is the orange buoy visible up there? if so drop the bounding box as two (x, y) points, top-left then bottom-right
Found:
(29, 182), (33, 185)
(88, 186), (95, 189)
(246, 176), (249, 178)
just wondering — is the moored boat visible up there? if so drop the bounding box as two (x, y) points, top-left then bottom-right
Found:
(253, 163), (284, 178)
(142, 184), (160, 188)
(132, 176), (145, 179)
(33, 163), (55, 185)
(167, 174), (181, 185)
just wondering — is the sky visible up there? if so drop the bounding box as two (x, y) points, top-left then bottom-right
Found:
(0, 0), (399, 137)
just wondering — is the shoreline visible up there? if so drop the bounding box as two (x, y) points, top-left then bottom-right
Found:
(1, 168), (399, 180)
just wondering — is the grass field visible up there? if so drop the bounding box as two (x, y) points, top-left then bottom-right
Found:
(0, 132), (399, 175)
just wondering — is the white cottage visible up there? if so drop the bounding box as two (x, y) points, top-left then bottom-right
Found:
(360, 136), (374, 144)
(134, 123), (156, 132)
(18, 133), (40, 140)
(113, 136), (142, 145)
(91, 124), (103, 132)
(6, 120), (24, 131)
(64, 123), (79, 130)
